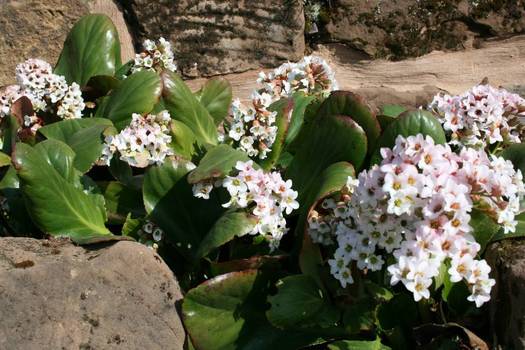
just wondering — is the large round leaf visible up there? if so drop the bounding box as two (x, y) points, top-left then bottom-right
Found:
(143, 159), (225, 260)
(39, 118), (114, 173)
(285, 92), (317, 147)
(95, 70), (162, 130)
(187, 144), (250, 184)
(267, 274), (339, 329)
(54, 14), (121, 85)
(162, 70), (218, 146)
(197, 78), (233, 125)
(195, 210), (257, 259)
(286, 114), (367, 204)
(371, 109), (446, 164)
(13, 141), (111, 240)
(183, 270), (330, 350)
(317, 91), (381, 151)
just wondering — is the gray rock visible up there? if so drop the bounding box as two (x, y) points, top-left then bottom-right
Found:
(0, 237), (185, 350)
(120, 0), (305, 77)
(486, 239), (525, 350)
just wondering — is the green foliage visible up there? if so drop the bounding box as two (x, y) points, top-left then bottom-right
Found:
(13, 141), (111, 241)
(197, 78), (233, 125)
(55, 14), (121, 85)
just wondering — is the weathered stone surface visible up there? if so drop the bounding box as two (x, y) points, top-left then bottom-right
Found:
(0, 237), (185, 350)
(325, 0), (525, 60)
(186, 35), (525, 109)
(486, 239), (525, 350)
(0, 0), (135, 86)
(120, 0), (305, 77)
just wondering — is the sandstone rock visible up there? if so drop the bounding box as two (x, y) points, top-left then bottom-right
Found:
(0, 0), (135, 86)
(325, 0), (525, 60)
(120, 0), (305, 77)
(486, 239), (525, 350)
(0, 237), (185, 350)
(186, 35), (525, 109)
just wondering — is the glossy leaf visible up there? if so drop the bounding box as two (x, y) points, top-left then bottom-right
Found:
(285, 92), (316, 146)
(187, 144), (250, 184)
(371, 109), (446, 164)
(380, 104), (407, 118)
(95, 70), (162, 130)
(162, 70), (218, 146)
(143, 159), (225, 260)
(267, 274), (339, 329)
(170, 119), (196, 159)
(39, 118), (114, 173)
(260, 98), (293, 170)
(470, 209), (501, 253)
(13, 141), (111, 240)
(0, 152), (10, 167)
(197, 78), (233, 125)
(101, 181), (145, 224)
(286, 115), (367, 204)
(316, 91), (381, 151)
(55, 14), (121, 85)
(195, 210), (257, 259)
(328, 338), (391, 350)
(183, 270), (327, 350)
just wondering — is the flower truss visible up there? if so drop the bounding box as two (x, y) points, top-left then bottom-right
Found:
(193, 161), (299, 250)
(223, 56), (337, 160)
(0, 58), (85, 133)
(309, 134), (525, 307)
(101, 110), (174, 168)
(429, 84), (525, 149)
(131, 37), (177, 74)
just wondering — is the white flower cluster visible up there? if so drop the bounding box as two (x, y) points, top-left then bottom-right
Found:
(429, 84), (525, 148)
(257, 55), (338, 99)
(192, 161), (299, 250)
(101, 111), (174, 168)
(310, 134), (524, 307)
(0, 58), (85, 126)
(137, 220), (164, 250)
(224, 56), (337, 160)
(131, 38), (177, 74)
(227, 92), (278, 159)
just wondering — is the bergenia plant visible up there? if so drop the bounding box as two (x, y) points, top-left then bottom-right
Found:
(0, 14), (524, 350)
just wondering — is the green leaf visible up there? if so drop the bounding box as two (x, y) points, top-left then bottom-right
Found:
(299, 233), (324, 289)
(197, 78), (233, 125)
(285, 92), (317, 147)
(170, 120), (196, 159)
(183, 270), (327, 350)
(470, 209), (501, 253)
(371, 109), (446, 164)
(267, 274), (340, 329)
(260, 98), (294, 170)
(95, 70), (162, 130)
(0, 152), (10, 167)
(196, 210), (257, 259)
(502, 143), (525, 176)
(101, 181), (145, 224)
(143, 158), (225, 260)
(316, 91), (381, 152)
(286, 115), (366, 204)
(162, 70), (218, 146)
(377, 293), (418, 331)
(2, 115), (20, 155)
(86, 75), (120, 97)
(39, 118), (114, 173)
(188, 144), (250, 184)
(55, 14), (121, 85)
(328, 338), (391, 350)
(13, 141), (111, 240)
(380, 105), (407, 118)
(108, 157), (142, 190)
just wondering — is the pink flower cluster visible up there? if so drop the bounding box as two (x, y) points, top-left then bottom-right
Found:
(193, 161), (299, 250)
(429, 84), (525, 148)
(310, 134), (524, 307)
(0, 59), (85, 134)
